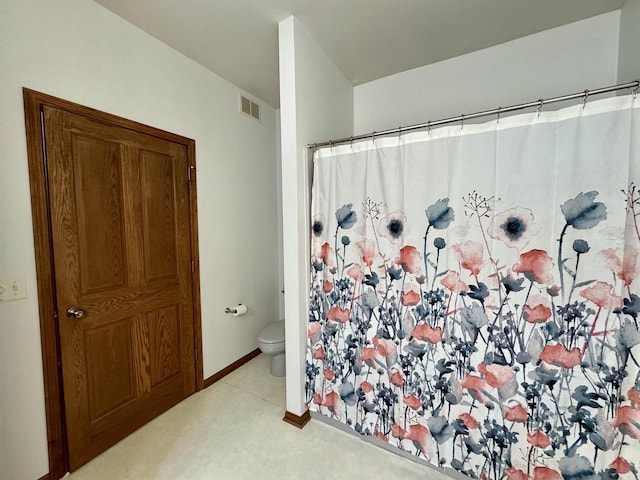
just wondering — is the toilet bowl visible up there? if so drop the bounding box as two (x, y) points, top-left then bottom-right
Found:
(258, 320), (285, 377)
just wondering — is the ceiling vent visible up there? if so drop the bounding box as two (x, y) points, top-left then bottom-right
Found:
(239, 94), (260, 121)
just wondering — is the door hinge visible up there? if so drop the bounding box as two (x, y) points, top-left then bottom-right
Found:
(191, 260), (195, 273)
(195, 349), (198, 362)
(187, 165), (195, 181)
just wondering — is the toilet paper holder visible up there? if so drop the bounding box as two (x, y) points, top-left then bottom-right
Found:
(225, 304), (248, 316)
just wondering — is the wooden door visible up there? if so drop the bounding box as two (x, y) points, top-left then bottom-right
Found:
(43, 106), (197, 470)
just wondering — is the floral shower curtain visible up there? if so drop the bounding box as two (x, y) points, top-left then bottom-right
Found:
(307, 95), (640, 480)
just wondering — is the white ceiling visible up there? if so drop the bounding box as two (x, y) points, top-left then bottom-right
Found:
(93, 0), (624, 108)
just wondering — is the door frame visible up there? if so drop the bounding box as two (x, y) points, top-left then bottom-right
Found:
(23, 88), (204, 480)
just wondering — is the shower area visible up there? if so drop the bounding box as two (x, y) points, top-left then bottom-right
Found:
(305, 84), (640, 480)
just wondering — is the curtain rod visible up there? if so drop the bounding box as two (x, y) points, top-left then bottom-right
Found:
(308, 80), (640, 149)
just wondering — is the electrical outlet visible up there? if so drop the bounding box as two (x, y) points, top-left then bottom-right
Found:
(0, 277), (27, 302)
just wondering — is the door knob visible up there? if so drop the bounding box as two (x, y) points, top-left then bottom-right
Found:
(66, 306), (86, 319)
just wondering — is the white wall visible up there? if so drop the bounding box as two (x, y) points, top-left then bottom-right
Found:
(0, 1), (278, 479)
(354, 12), (621, 134)
(618, 0), (640, 82)
(276, 109), (286, 319)
(278, 16), (353, 416)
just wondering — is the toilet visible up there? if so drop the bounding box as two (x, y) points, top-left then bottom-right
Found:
(258, 320), (286, 377)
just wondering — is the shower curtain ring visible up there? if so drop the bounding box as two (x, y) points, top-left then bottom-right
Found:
(497, 107), (502, 123)
(537, 99), (544, 117)
(632, 80), (639, 100)
(427, 121), (432, 135)
(398, 126), (402, 140)
(460, 114), (465, 129)
(371, 131), (376, 144)
(350, 136), (354, 148)
(582, 89), (590, 109)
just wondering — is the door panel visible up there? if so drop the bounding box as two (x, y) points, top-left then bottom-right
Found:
(140, 149), (179, 282)
(85, 319), (134, 420)
(148, 304), (181, 386)
(43, 106), (197, 470)
(72, 135), (127, 294)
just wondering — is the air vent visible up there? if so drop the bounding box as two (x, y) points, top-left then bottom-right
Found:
(239, 94), (260, 121)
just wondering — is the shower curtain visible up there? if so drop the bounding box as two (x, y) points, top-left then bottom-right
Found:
(307, 95), (640, 479)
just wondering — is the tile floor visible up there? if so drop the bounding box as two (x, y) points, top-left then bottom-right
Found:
(67, 354), (449, 480)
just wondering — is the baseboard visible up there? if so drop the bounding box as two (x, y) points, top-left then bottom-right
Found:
(203, 348), (261, 388)
(282, 409), (311, 429)
(37, 473), (50, 480)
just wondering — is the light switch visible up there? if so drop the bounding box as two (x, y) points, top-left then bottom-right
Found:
(0, 277), (27, 302)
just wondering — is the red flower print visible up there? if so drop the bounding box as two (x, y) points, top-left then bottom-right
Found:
(390, 370), (404, 387)
(356, 239), (376, 267)
(451, 241), (484, 276)
(312, 392), (323, 405)
(308, 322), (321, 341)
(460, 374), (489, 403)
(612, 405), (640, 438)
(628, 388), (640, 406)
(323, 368), (334, 380)
(599, 247), (639, 286)
(505, 467), (531, 480)
(312, 345), (325, 360)
(373, 431), (388, 442)
(478, 362), (515, 388)
(440, 270), (468, 293)
(609, 457), (631, 474)
(405, 424), (434, 459)
(396, 245), (423, 275)
(580, 281), (622, 309)
(513, 249), (554, 285)
(360, 381), (373, 393)
(323, 280), (333, 293)
(361, 347), (378, 367)
(318, 242), (336, 269)
(411, 323), (443, 344)
(322, 391), (343, 418)
(533, 467), (562, 480)
(527, 430), (551, 448)
(524, 303), (552, 323)
(503, 403), (528, 423)
(372, 336), (396, 359)
(346, 263), (365, 282)
(327, 306), (350, 323)
(458, 413), (479, 429)
(391, 423), (406, 439)
(401, 286), (421, 306)
(539, 344), (582, 369)
(322, 391), (339, 407)
(403, 394), (422, 411)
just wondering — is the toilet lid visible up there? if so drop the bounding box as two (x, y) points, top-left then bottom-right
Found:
(258, 320), (285, 344)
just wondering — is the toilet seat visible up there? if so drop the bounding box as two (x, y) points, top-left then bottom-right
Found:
(258, 320), (286, 376)
(258, 320), (285, 345)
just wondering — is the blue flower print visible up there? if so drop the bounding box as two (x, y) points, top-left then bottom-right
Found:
(561, 191), (607, 230)
(426, 198), (455, 229)
(336, 204), (357, 229)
